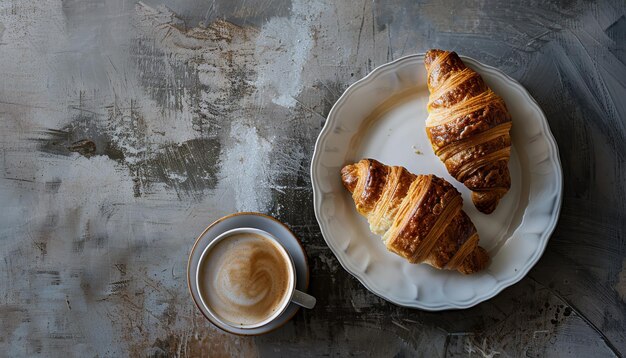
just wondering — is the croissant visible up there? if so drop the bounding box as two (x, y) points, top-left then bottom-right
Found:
(341, 159), (489, 274)
(424, 49), (512, 214)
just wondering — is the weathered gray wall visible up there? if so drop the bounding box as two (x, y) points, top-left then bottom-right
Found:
(0, 0), (624, 356)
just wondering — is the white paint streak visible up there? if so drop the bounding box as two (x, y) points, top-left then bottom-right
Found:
(255, 15), (313, 108)
(218, 120), (272, 212)
(465, 337), (501, 358)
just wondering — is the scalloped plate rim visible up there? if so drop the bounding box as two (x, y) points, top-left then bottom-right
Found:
(310, 53), (563, 310)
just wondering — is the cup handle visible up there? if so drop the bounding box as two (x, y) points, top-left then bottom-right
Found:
(291, 289), (316, 309)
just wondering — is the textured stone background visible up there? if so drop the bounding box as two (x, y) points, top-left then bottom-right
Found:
(0, 0), (625, 356)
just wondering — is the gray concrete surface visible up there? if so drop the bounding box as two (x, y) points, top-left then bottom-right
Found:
(0, 0), (625, 356)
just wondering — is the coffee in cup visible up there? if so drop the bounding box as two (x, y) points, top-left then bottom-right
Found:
(197, 228), (300, 328)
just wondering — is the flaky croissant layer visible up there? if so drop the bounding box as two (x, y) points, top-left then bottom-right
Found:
(424, 49), (512, 214)
(341, 158), (489, 274)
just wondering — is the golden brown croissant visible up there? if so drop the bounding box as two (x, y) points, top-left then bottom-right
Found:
(424, 49), (512, 214)
(341, 158), (489, 274)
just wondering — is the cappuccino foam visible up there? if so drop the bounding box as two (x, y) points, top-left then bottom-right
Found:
(199, 233), (291, 326)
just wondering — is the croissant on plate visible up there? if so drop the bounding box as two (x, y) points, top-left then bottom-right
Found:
(341, 158), (489, 274)
(424, 49), (512, 214)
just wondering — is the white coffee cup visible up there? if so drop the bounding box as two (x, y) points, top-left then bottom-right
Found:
(196, 227), (316, 329)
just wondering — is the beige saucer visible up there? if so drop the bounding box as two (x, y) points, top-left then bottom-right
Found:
(187, 212), (310, 335)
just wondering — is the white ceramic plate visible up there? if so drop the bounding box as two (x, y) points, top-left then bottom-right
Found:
(311, 54), (562, 310)
(187, 212), (309, 335)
